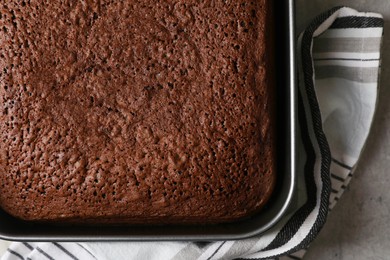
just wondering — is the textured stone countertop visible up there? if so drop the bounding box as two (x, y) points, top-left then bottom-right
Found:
(297, 0), (390, 259)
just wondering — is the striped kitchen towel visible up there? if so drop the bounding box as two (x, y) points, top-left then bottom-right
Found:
(1, 6), (384, 260)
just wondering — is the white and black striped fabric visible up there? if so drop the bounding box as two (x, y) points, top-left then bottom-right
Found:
(1, 7), (384, 260)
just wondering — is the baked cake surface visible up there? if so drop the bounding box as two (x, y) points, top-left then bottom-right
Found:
(0, 0), (275, 223)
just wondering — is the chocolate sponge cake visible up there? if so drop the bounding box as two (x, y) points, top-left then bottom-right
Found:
(0, 0), (275, 224)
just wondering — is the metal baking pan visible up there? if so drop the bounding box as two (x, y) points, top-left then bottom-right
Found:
(0, 0), (296, 241)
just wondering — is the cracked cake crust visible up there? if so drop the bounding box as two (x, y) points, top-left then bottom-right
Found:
(0, 0), (275, 224)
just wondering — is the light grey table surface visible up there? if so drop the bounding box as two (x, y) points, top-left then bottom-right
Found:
(296, 0), (390, 260)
